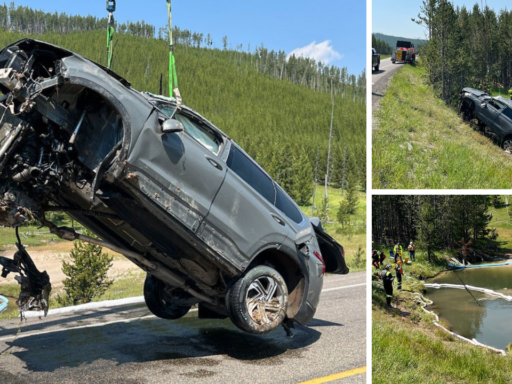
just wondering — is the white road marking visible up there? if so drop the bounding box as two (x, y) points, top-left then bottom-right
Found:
(0, 281), (366, 342)
(322, 283), (366, 292)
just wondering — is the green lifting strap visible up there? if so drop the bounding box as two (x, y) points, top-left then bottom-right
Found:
(106, 0), (116, 70)
(167, 0), (182, 106)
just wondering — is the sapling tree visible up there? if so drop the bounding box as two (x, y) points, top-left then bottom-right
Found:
(58, 230), (114, 306)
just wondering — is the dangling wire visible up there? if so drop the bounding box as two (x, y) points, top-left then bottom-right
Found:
(167, 0), (182, 108)
(106, 0), (116, 70)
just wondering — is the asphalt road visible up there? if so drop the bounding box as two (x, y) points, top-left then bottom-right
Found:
(0, 272), (366, 384)
(372, 57), (405, 127)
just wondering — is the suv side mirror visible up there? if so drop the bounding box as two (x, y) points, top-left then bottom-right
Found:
(481, 103), (487, 108)
(162, 119), (184, 133)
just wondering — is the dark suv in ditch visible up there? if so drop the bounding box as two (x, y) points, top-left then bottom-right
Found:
(459, 87), (512, 152)
(0, 39), (348, 335)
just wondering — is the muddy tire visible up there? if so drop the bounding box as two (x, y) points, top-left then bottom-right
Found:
(226, 265), (288, 334)
(143, 274), (191, 320)
(503, 138), (512, 154)
(459, 100), (474, 121)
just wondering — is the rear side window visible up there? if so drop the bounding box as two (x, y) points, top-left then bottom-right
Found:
(275, 184), (303, 224)
(227, 145), (275, 204)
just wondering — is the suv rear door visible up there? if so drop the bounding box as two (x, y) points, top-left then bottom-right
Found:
(197, 144), (288, 270)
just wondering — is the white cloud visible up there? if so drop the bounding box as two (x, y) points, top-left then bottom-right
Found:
(287, 40), (342, 64)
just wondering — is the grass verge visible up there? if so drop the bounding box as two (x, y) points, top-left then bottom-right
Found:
(372, 62), (512, 189)
(372, 248), (512, 383)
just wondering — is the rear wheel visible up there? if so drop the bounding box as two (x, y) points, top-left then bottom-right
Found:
(375, 64), (379, 71)
(226, 265), (288, 334)
(503, 138), (512, 154)
(143, 274), (191, 320)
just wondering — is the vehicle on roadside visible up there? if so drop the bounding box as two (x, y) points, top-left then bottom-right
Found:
(391, 40), (415, 64)
(458, 87), (512, 152)
(372, 48), (380, 71)
(0, 39), (349, 335)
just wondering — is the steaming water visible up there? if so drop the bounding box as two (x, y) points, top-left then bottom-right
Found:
(426, 264), (512, 350)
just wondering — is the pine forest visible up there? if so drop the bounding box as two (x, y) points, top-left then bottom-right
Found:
(416, 1), (512, 105)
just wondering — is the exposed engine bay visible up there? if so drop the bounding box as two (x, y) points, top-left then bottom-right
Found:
(0, 41), (125, 315)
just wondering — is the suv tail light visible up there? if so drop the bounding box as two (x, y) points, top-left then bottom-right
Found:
(313, 250), (326, 275)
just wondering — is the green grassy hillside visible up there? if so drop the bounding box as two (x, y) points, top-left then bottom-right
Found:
(488, 198), (512, 252)
(373, 63), (512, 189)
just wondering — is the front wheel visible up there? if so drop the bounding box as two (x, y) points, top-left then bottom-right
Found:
(143, 274), (191, 320)
(459, 100), (474, 121)
(391, 59), (396, 64)
(226, 265), (288, 334)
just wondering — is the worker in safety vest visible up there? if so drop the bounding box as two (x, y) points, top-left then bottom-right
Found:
(393, 243), (403, 263)
(381, 265), (395, 308)
(408, 242), (416, 261)
(509, 88), (512, 100)
(395, 260), (403, 290)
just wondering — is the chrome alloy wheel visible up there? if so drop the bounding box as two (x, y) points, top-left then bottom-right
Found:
(245, 275), (285, 325)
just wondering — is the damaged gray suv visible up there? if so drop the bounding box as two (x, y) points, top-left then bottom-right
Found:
(0, 39), (348, 335)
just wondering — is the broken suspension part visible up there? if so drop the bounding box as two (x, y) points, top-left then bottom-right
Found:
(0, 227), (51, 316)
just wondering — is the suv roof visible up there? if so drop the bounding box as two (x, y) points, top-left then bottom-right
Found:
(462, 87), (489, 97)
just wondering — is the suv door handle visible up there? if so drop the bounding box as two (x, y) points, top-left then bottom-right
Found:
(206, 156), (223, 171)
(272, 214), (285, 226)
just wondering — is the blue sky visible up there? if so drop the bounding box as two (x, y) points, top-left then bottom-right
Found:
(373, 0), (511, 39)
(9, 0), (366, 75)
